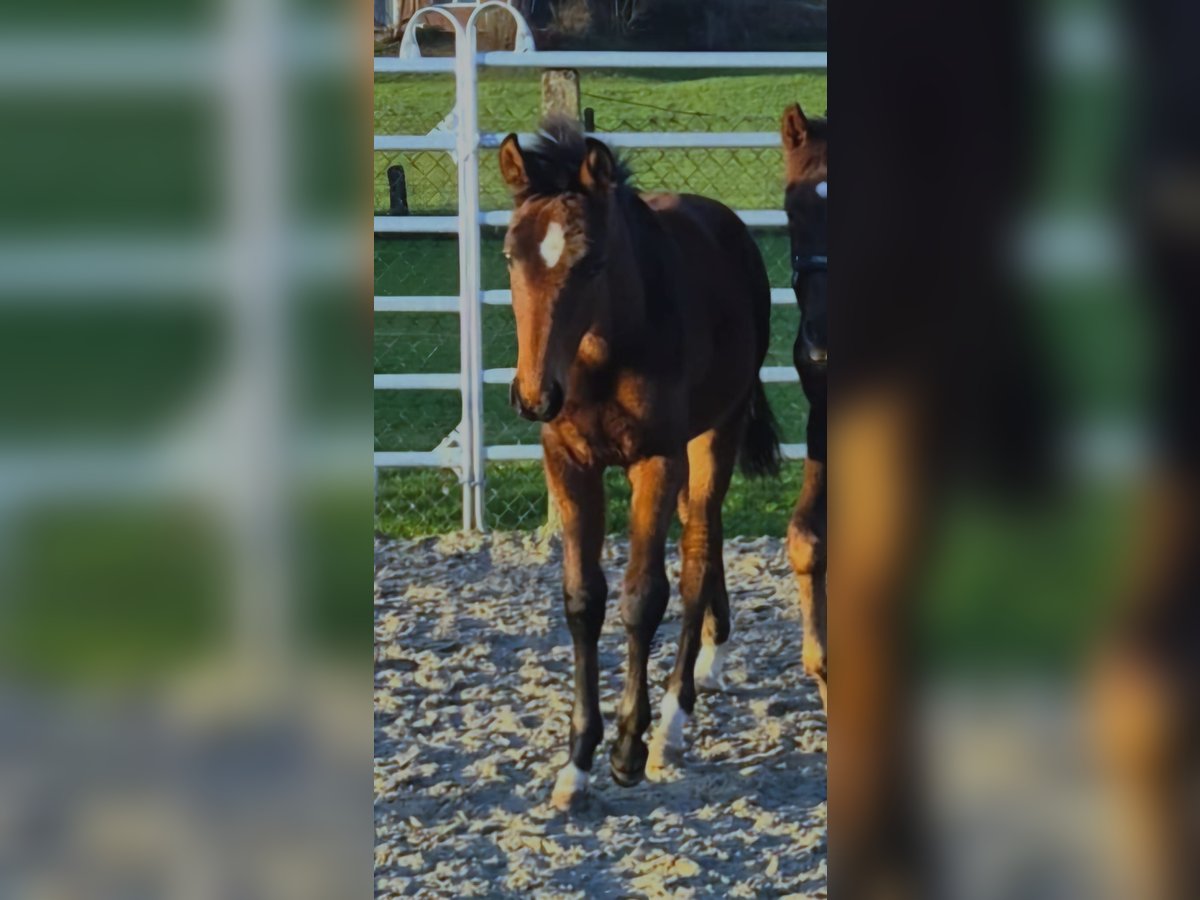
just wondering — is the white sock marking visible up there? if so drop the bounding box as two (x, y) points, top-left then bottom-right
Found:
(551, 763), (588, 804)
(657, 690), (689, 749)
(539, 221), (565, 267)
(694, 642), (728, 688)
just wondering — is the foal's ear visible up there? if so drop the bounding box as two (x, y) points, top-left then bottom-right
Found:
(498, 133), (529, 198)
(580, 137), (616, 194)
(782, 103), (810, 151)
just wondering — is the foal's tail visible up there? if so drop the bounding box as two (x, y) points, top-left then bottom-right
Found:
(739, 379), (783, 478)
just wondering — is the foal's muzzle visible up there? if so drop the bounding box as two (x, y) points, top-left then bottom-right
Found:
(793, 253), (828, 367)
(510, 378), (564, 422)
(801, 323), (828, 366)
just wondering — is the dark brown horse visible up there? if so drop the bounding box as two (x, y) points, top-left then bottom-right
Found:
(782, 103), (828, 709)
(498, 118), (781, 808)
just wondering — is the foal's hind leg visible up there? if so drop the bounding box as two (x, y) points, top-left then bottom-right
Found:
(674, 482), (730, 691)
(543, 438), (607, 810)
(610, 453), (685, 787)
(650, 427), (738, 772)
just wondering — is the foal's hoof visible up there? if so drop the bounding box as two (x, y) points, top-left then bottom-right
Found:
(550, 764), (589, 811)
(609, 739), (648, 788)
(610, 761), (645, 788)
(647, 734), (685, 779)
(647, 691), (689, 776)
(803, 644), (828, 714)
(694, 642), (729, 694)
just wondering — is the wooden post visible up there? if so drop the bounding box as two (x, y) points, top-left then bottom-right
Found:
(538, 69), (581, 538)
(386, 165), (409, 215)
(540, 69), (581, 121)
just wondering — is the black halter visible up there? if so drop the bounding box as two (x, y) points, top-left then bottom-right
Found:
(793, 253), (828, 277)
(792, 254), (827, 296)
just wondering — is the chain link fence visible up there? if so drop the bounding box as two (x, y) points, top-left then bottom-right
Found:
(375, 60), (826, 536)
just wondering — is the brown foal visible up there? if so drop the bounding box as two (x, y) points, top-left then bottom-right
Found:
(498, 118), (780, 808)
(782, 102), (829, 710)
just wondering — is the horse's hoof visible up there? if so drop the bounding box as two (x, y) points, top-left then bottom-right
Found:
(609, 737), (648, 788)
(550, 763), (589, 811)
(803, 646), (827, 714)
(647, 690), (689, 776)
(610, 759), (645, 788)
(657, 691), (690, 745)
(647, 733), (685, 778)
(694, 642), (729, 693)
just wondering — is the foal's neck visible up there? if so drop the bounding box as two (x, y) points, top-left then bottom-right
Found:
(593, 192), (650, 344)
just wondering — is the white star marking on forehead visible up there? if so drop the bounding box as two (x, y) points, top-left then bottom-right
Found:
(540, 221), (565, 267)
(815, 180), (827, 198)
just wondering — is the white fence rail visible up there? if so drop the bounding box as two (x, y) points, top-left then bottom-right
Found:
(374, 3), (827, 529)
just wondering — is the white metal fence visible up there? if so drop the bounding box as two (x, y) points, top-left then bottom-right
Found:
(374, 2), (828, 531)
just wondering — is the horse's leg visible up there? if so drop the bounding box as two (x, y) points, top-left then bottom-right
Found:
(649, 426), (738, 772)
(789, 457), (827, 710)
(676, 482), (690, 530)
(610, 453), (685, 787)
(674, 459), (732, 688)
(543, 438), (607, 810)
(693, 427), (740, 694)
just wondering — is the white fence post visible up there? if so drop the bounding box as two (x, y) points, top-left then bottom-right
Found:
(463, 2), (535, 531)
(457, 16), (485, 530)
(399, 7), (475, 530)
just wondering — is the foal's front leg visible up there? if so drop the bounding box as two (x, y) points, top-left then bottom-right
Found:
(610, 454), (685, 787)
(789, 457), (827, 710)
(544, 441), (607, 810)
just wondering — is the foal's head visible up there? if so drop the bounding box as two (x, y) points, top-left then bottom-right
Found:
(782, 103), (828, 367)
(497, 119), (623, 422)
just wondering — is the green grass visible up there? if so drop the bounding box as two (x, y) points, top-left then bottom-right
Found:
(374, 69), (829, 213)
(375, 459), (808, 537)
(374, 69), (828, 134)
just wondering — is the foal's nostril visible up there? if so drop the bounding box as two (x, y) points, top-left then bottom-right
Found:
(539, 381), (564, 421)
(512, 380), (564, 422)
(511, 379), (539, 421)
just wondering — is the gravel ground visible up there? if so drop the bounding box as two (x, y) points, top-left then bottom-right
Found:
(375, 532), (827, 898)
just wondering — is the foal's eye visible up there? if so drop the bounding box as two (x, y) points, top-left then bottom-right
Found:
(503, 251), (513, 268)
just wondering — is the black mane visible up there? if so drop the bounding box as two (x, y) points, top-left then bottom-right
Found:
(518, 116), (634, 197)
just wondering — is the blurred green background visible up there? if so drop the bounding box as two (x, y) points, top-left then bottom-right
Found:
(0, 0), (368, 687)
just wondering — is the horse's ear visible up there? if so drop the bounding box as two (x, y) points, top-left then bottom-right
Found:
(580, 137), (615, 193)
(498, 133), (529, 198)
(782, 103), (809, 151)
